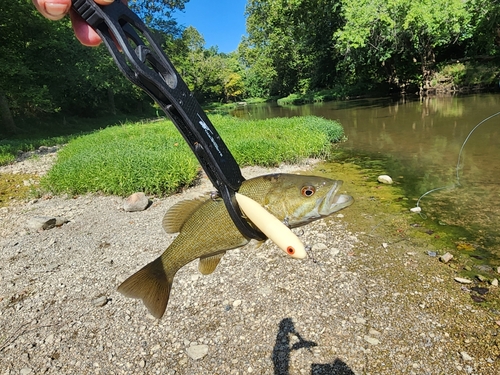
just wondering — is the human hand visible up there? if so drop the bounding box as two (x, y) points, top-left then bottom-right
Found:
(32, 0), (116, 46)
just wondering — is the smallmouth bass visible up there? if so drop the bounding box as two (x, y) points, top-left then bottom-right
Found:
(118, 173), (353, 318)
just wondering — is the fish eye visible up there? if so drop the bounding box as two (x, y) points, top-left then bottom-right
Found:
(286, 246), (295, 255)
(301, 186), (316, 197)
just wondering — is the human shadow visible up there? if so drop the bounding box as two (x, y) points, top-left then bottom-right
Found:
(272, 318), (355, 375)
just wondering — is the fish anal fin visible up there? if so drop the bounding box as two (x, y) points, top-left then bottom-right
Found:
(117, 257), (173, 319)
(162, 196), (208, 234)
(198, 252), (226, 275)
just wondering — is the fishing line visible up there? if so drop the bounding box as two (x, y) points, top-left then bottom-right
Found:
(414, 110), (500, 217)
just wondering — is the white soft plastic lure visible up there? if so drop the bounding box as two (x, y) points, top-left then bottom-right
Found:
(235, 192), (307, 259)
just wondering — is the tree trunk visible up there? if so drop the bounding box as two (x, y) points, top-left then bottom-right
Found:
(0, 90), (18, 134)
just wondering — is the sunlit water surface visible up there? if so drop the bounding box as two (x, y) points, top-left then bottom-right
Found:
(232, 94), (500, 261)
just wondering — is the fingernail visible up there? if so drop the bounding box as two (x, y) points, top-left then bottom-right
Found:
(45, 3), (70, 18)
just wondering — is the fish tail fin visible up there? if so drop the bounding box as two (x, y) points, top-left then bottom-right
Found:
(117, 257), (173, 319)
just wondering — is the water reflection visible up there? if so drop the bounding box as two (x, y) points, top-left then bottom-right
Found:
(232, 94), (500, 258)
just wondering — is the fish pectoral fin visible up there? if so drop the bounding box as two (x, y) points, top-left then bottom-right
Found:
(162, 196), (209, 234)
(198, 252), (226, 275)
(117, 257), (174, 319)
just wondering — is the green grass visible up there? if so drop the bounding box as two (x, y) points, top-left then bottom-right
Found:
(41, 115), (344, 196)
(41, 120), (199, 196)
(0, 114), (150, 166)
(277, 89), (346, 105)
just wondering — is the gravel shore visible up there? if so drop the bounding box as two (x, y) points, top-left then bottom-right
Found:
(1, 151), (499, 375)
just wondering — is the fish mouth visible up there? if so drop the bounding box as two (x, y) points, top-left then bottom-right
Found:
(318, 180), (354, 216)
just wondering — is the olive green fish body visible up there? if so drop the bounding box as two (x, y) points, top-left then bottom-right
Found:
(118, 173), (353, 318)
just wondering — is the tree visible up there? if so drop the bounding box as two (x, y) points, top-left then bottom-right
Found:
(242, 0), (343, 97)
(334, 0), (471, 90)
(0, 0), (190, 133)
(464, 0), (500, 57)
(224, 72), (244, 101)
(130, 0), (189, 35)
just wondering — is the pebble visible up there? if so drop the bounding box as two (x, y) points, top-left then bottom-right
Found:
(257, 286), (272, 296)
(330, 247), (340, 257)
(20, 369), (32, 375)
(92, 296), (108, 307)
(460, 351), (473, 361)
(491, 278), (498, 287)
(368, 328), (381, 336)
(186, 344), (209, 360)
(410, 207), (422, 213)
(454, 277), (473, 284)
(476, 265), (492, 272)
(313, 243), (328, 251)
(439, 252), (453, 263)
(1, 156), (496, 374)
(476, 275), (487, 282)
(427, 251), (437, 257)
(232, 300), (242, 307)
(363, 336), (380, 345)
(377, 175), (393, 184)
(124, 192), (150, 212)
(44, 334), (54, 345)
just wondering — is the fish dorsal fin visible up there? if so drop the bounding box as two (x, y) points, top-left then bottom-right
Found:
(198, 252), (226, 275)
(162, 196), (208, 234)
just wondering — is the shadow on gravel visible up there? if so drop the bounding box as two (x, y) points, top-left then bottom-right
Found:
(272, 318), (355, 375)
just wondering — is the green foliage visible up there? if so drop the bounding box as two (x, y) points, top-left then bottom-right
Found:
(242, 0), (343, 97)
(3, 0), (499, 132)
(42, 120), (199, 196)
(217, 115), (344, 166)
(165, 27), (245, 103)
(434, 60), (500, 88)
(224, 73), (245, 101)
(42, 116), (344, 196)
(129, 0), (188, 34)
(0, 114), (151, 166)
(465, 0), (500, 56)
(277, 89), (346, 105)
(241, 0), (499, 97)
(335, 0), (471, 87)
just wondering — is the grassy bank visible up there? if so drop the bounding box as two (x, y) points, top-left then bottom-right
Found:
(277, 89), (346, 106)
(41, 115), (344, 196)
(431, 59), (500, 92)
(273, 61), (500, 105)
(0, 114), (149, 166)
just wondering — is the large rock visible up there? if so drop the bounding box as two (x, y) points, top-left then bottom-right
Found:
(26, 216), (68, 231)
(124, 192), (150, 212)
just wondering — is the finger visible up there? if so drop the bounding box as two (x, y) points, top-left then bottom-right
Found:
(69, 9), (103, 46)
(32, 0), (71, 21)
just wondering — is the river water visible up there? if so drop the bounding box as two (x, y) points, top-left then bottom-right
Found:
(232, 94), (500, 261)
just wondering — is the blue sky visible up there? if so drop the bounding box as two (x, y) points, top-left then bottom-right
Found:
(173, 0), (248, 53)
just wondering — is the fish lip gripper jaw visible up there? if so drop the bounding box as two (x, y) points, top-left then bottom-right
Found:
(71, 0), (266, 241)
